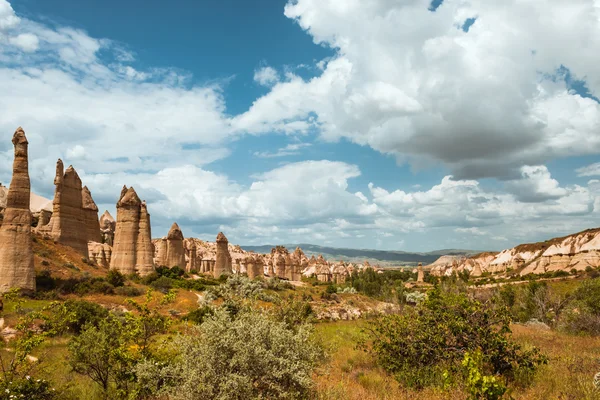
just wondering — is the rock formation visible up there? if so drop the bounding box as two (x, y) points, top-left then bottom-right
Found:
(88, 242), (112, 268)
(165, 222), (186, 269)
(82, 186), (101, 244)
(214, 232), (232, 278)
(246, 255), (263, 279)
(135, 201), (154, 276)
(36, 160), (101, 255)
(99, 210), (116, 246)
(417, 263), (424, 283)
(186, 239), (197, 272)
(0, 127), (35, 293)
(110, 186), (154, 276)
(429, 228), (600, 277)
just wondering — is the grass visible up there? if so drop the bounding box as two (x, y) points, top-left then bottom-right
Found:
(312, 320), (600, 400)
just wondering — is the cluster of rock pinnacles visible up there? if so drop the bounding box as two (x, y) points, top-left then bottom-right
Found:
(0, 127), (236, 293)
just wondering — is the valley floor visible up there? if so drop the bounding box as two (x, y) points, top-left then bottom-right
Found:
(313, 320), (600, 400)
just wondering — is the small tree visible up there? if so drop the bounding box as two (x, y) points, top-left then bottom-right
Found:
(136, 309), (323, 399)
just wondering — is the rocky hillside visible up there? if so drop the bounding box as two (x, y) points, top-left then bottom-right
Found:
(429, 228), (600, 277)
(241, 243), (480, 266)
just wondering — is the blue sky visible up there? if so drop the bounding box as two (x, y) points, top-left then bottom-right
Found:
(1, 0), (599, 252)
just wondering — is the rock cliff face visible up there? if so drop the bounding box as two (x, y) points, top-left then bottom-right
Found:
(429, 228), (600, 277)
(0, 128), (35, 293)
(185, 239), (197, 272)
(110, 187), (154, 276)
(214, 232), (232, 278)
(99, 210), (115, 246)
(36, 160), (100, 255)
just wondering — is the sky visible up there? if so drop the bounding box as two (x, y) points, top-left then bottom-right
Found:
(0, 0), (599, 252)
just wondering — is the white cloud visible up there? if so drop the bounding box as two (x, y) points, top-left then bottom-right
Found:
(254, 142), (311, 158)
(0, 0), (18, 31)
(576, 162), (600, 177)
(66, 144), (86, 160)
(232, 0), (600, 179)
(253, 66), (280, 87)
(504, 165), (567, 202)
(8, 33), (38, 52)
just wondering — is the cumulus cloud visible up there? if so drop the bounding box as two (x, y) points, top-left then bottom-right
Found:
(8, 32), (38, 51)
(576, 162), (600, 177)
(0, 0), (598, 251)
(232, 0), (600, 179)
(0, 0), (18, 31)
(253, 65), (280, 87)
(504, 165), (567, 202)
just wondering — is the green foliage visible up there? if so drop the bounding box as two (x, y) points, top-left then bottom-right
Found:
(0, 290), (61, 398)
(114, 285), (143, 297)
(135, 309), (323, 400)
(106, 270), (126, 287)
(349, 268), (415, 301)
(0, 377), (58, 400)
(49, 299), (109, 334)
(462, 351), (507, 400)
(270, 297), (315, 329)
(364, 287), (547, 389)
(67, 291), (170, 398)
(263, 276), (294, 291)
(183, 305), (215, 325)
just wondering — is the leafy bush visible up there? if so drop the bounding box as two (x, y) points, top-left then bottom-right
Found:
(114, 286), (143, 297)
(53, 299), (109, 334)
(136, 309), (323, 399)
(106, 270), (126, 287)
(365, 287), (547, 389)
(462, 351), (507, 400)
(263, 277), (294, 291)
(150, 276), (175, 292)
(0, 377), (58, 400)
(183, 305), (215, 325)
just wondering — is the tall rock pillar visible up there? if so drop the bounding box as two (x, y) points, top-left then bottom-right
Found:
(214, 232), (232, 278)
(165, 222), (185, 269)
(110, 186), (141, 275)
(0, 127), (35, 293)
(135, 201), (154, 276)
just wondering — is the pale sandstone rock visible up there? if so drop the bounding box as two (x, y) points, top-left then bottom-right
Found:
(110, 187), (154, 276)
(417, 263), (424, 283)
(165, 222), (185, 269)
(99, 210), (116, 246)
(0, 128), (35, 293)
(214, 232), (232, 278)
(82, 186), (101, 244)
(88, 241), (112, 268)
(36, 161), (100, 255)
(136, 202), (154, 276)
(185, 239), (197, 272)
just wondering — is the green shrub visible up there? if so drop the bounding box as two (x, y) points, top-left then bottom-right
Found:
(150, 276), (175, 292)
(106, 270), (126, 287)
(47, 299), (109, 334)
(365, 287), (547, 389)
(114, 286), (143, 297)
(183, 305), (215, 325)
(462, 350), (507, 400)
(0, 377), (58, 400)
(135, 309), (323, 399)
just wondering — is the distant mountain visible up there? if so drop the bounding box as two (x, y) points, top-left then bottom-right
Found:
(239, 243), (484, 266)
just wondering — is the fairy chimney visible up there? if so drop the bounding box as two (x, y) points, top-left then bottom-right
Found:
(82, 186), (101, 244)
(417, 263), (424, 283)
(36, 160), (100, 255)
(165, 222), (185, 269)
(0, 128), (35, 293)
(135, 201), (154, 276)
(110, 187), (154, 276)
(214, 232), (232, 278)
